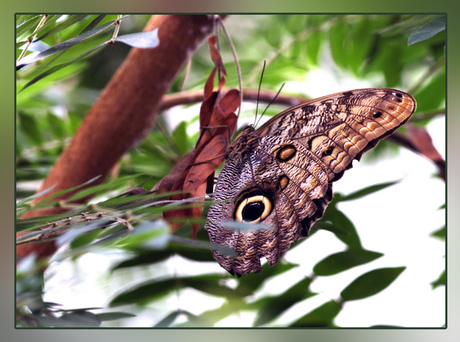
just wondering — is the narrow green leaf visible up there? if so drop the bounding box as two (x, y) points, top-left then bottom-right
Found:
(290, 300), (342, 327)
(36, 311), (101, 327)
(408, 16), (446, 45)
(253, 277), (315, 326)
(313, 250), (383, 276)
(16, 184), (56, 207)
(109, 274), (239, 307)
(114, 28), (159, 48)
(182, 276), (246, 299)
(340, 267), (406, 301)
(69, 227), (102, 249)
(19, 42), (107, 92)
(56, 217), (114, 247)
(111, 250), (174, 270)
(338, 181), (399, 202)
(109, 278), (178, 306)
(153, 311), (181, 327)
(35, 15), (88, 42)
(33, 175), (102, 205)
(67, 174), (140, 201)
(96, 311), (136, 322)
(57, 311), (102, 327)
(17, 20), (118, 68)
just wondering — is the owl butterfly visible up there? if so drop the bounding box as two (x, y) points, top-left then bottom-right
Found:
(205, 88), (416, 276)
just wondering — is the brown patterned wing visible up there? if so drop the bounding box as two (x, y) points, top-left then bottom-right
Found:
(206, 88), (416, 276)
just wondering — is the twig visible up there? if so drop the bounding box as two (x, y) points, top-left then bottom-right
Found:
(18, 15), (48, 61)
(158, 88), (309, 112)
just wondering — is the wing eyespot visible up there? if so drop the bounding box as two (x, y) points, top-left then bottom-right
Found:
(235, 195), (272, 223)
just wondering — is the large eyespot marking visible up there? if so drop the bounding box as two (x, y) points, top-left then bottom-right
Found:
(275, 145), (297, 162)
(234, 193), (273, 223)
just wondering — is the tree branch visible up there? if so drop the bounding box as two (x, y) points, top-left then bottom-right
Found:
(17, 15), (221, 260)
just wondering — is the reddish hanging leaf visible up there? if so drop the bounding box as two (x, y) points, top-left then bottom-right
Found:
(208, 35), (227, 76)
(405, 124), (445, 180)
(152, 151), (196, 193)
(406, 125), (443, 162)
(156, 35), (240, 238)
(159, 88), (239, 237)
(204, 67), (217, 100)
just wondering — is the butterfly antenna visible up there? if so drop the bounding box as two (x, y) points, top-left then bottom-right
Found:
(255, 82), (285, 128)
(254, 60), (266, 126)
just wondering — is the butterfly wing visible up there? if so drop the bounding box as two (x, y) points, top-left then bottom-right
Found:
(206, 88), (416, 276)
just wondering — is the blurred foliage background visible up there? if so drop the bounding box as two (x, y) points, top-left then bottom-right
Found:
(16, 14), (445, 327)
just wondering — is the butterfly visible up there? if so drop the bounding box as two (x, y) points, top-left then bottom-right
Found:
(205, 88), (416, 276)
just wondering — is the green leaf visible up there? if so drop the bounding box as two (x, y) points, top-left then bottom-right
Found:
(305, 29), (322, 66)
(408, 16), (446, 45)
(290, 300), (342, 327)
(112, 220), (170, 250)
(430, 226), (445, 240)
(329, 20), (351, 70)
(171, 121), (190, 155)
(431, 270), (445, 289)
(109, 274), (243, 307)
(236, 262), (299, 296)
(349, 17), (374, 76)
(18, 112), (43, 145)
(340, 267), (405, 301)
(322, 205), (362, 249)
(69, 227), (103, 249)
(109, 278), (179, 306)
(413, 70), (445, 112)
(338, 181), (399, 202)
(47, 112), (67, 140)
(252, 277), (315, 326)
(313, 250), (383, 276)
(381, 43), (403, 87)
(114, 28), (159, 48)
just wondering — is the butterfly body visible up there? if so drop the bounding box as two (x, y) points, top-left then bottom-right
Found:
(206, 88), (416, 276)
